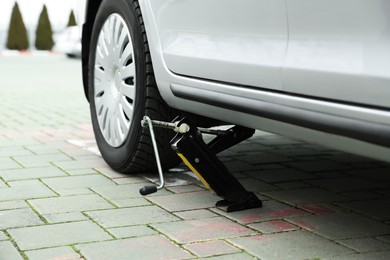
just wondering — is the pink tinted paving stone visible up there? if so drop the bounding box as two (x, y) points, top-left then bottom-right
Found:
(151, 217), (256, 243)
(147, 191), (219, 212)
(229, 231), (353, 260)
(300, 204), (336, 215)
(212, 200), (306, 224)
(77, 235), (191, 260)
(184, 240), (241, 257)
(287, 212), (390, 239)
(249, 220), (298, 233)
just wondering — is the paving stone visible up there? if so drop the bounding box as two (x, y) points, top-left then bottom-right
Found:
(111, 197), (151, 208)
(229, 231), (353, 260)
(0, 241), (23, 260)
(212, 200), (306, 224)
(338, 199), (390, 220)
(0, 201), (28, 211)
(65, 169), (99, 176)
(0, 182), (56, 202)
(86, 206), (179, 228)
(264, 187), (349, 206)
(8, 180), (43, 187)
(175, 209), (218, 220)
(287, 212), (390, 239)
(184, 240), (241, 257)
(0, 179), (7, 188)
(166, 184), (205, 193)
(0, 208), (43, 229)
(147, 191), (219, 212)
(29, 194), (115, 214)
(299, 204), (337, 215)
(43, 212), (88, 223)
(108, 225), (157, 238)
(24, 144), (61, 155)
(249, 220), (298, 234)
(324, 251), (390, 260)
(151, 217), (256, 243)
(238, 178), (278, 192)
(53, 160), (91, 171)
(92, 183), (171, 201)
(57, 188), (94, 196)
(308, 177), (386, 192)
(337, 237), (390, 252)
(95, 167), (126, 179)
(377, 235), (390, 243)
(205, 253), (256, 260)
(344, 168), (390, 181)
(0, 166), (66, 181)
(275, 181), (311, 190)
(0, 158), (21, 170)
(0, 231), (7, 241)
(285, 160), (350, 172)
(244, 168), (315, 183)
(111, 176), (145, 184)
(13, 153), (72, 168)
(222, 160), (259, 172)
(77, 235), (191, 259)
(8, 221), (111, 250)
(239, 153), (291, 164)
(0, 147), (33, 157)
(42, 174), (116, 192)
(25, 246), (81, 260)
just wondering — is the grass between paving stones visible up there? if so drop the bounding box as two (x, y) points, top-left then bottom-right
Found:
(3, 230), (28, 260)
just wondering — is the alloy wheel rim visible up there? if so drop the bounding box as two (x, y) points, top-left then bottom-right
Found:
(94, 14), (136, 147)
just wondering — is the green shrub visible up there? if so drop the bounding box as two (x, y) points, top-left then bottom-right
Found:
(6, 2), (29, 50)
(35, 5), (54, 50)
(67, 10), (77, 27)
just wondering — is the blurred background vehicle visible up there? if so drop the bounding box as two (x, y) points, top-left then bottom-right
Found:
(54, 25), (81, 58)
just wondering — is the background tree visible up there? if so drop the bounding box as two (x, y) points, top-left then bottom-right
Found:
(6, 2), (29, 50)
(35, 5), (54, 50)
(67, 10), (77, 27)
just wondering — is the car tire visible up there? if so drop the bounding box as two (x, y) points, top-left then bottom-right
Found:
(88, 0), (180, 173)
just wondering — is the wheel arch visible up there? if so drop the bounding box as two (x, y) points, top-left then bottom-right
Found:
(81, 0), (103, 102)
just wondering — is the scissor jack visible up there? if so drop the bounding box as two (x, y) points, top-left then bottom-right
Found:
(139, 116), (262, 212)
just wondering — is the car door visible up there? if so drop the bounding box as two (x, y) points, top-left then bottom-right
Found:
(148, 0), (288, 91)
(283, 0), (390, 108)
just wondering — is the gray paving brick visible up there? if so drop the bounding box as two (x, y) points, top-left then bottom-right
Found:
(275, 181), (311, 189)
(239, 178), (278, 192)
(0, 179), (6, 188)
(77, 235), (191, 259)
(65, 168), (100, 176)
(308, 177), (386, 192)
(184, 240), (241, 257)
(0, 201), (28, 211)
(0, 241), (23, 260)
(148, 191), (219, 212)
(244, 168), (316, 183)
(212, 200), (306, 224)
(0, 182), (56, 202)
(92, 183), (171, 201)
(151, 217), (256, 243)
(324, 251), (390, 260)
(205, 253), (256, 260)
(338, 199), (390, 220)
(43, 212), (88, 223)
(286, 160), (350, 172)
(28, 194), (115, 214)
(0, 231), (7, 241)
(86, 206), (179, 228)
(111, 197), (151, 208)
(0, 166), (66, 181)
(0, 208), (43, 229)
(13, 153), (72, 168)
(377, 235), (390, 243)
(264, 187), (349, 206)
(229, 231), (353, 260)
(166, 184), (205, 193)
(175, 209), (218, 220)
(0, 158), (21, 170)
(0, 147), (33, 157)
(8, 221), (111, 250)
(25, 246), (81, 260)
(288, 212), (390, 239)
(337, 237), (390, 252)
(107, 225), (157, 238)
(42, 174), (116, 192)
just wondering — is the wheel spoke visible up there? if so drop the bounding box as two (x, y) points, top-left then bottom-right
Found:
(94, 14), (136, 147)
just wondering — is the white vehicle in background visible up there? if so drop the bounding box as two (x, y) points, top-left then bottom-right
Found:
(80, 0), (390, 174)
(54, 26), (81, 58)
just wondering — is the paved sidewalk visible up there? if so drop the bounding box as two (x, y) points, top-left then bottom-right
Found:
(1, 56), (390, 259)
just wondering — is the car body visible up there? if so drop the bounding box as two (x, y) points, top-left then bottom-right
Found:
(81, 0), (390, 173)
(54, 26), (82, 58)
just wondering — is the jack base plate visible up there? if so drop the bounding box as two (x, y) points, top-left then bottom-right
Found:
(216, 192), (262, 212)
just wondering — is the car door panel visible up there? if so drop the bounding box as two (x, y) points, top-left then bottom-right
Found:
(148, 0), (288, 91)
(284, 0), (390, 108)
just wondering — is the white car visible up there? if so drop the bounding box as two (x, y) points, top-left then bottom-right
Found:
(81, 0), (390, 173)
(54, 26), (81, 58)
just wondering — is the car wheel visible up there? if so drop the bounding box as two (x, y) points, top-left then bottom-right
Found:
(88, 0), (180, 173)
